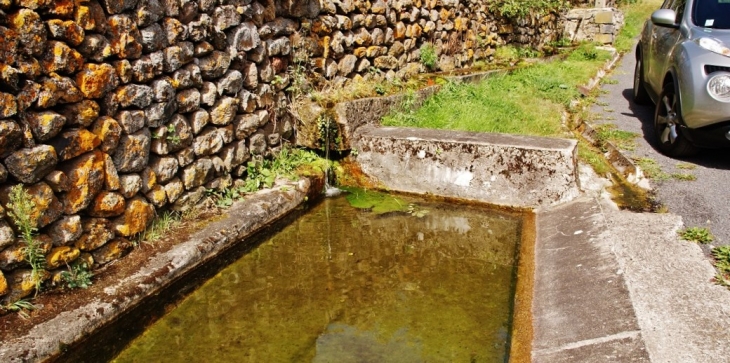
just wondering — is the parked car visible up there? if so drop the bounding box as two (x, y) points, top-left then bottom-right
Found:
(634, 0), (730, 156)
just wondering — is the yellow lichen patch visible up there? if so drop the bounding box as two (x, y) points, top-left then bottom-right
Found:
(89, 191), (126, 217)
(45, 246), (80, 270)
(91, 238), (132, 265)
(0, 271), (7, 297)
(113, 197), (154, 237)
(76, 63), (117, 99)
(63, 150), (105, 214)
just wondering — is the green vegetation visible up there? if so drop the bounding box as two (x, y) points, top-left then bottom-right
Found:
(341, 187), (430, 217)
(594, 124), (639, 151)
(634, 157), (669, 181)
(419, 43), (438, 70)
(137, 210), (184, 244)
(489, 0), (568, 18)
(207, 147), (328, 208)
(383, 43), (613, 137)
(712, 246), (730, 287)
(1, 299), (37, 319)
(615, 0), (662, 53)
(578, 141), (612, 176)
(676, 162), (696, 170)
(678, 227), (714, 244)
(6, 185), (45, 295)
(670, 173), (696, 181)
(60, 261), (93, 289)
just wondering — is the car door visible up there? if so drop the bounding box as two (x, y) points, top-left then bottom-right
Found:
(647, 0), (685, 93)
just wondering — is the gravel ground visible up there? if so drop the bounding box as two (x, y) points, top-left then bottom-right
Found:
(588, 44), (730, 246)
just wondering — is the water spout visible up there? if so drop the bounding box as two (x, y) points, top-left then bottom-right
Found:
(323, 116), (343, 198)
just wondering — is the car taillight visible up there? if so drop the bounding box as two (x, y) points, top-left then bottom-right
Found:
(707, 73), (730, 102)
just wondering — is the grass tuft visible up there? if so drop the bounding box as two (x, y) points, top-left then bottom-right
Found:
(678, 226), (713, 244)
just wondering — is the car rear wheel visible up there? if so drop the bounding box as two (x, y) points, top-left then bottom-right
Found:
(633, 56), (650, 105)
(654, 82), (698, 157)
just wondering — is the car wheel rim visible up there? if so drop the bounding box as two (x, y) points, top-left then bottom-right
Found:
(657, 93), (679, 145)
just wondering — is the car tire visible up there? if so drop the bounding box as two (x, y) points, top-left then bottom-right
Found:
(654, 82), (698, 157)
(633, 56), (650, 105)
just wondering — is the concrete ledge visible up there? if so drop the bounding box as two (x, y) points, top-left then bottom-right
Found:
(354, 125), (580, 208)
(0, 180), (314, 363)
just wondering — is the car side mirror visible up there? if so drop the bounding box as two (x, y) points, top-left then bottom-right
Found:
(651, 9), (679, 28)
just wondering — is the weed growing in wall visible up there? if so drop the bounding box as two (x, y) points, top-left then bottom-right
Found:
(419, 43), (438, 70)
(60, 261), (93, 289)
(7, 185), (46, 295)
(489, 0), (568, 19)
(1, 299), (37, 319)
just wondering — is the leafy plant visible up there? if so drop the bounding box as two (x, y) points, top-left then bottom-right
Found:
(419, 43), (438, 70)
(136, 210), (182, 245)
(60, 262), (93, 289)
(489, 0), (568, 19)
(6, 184), (45, 295)
(712, 245), (730, 287)
(1, 299), (37, 319)
(678, 227), (713, 244)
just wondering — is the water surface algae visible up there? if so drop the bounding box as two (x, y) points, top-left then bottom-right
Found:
(113, 193), (522, 363)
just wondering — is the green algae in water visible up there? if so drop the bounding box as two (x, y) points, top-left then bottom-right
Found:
(341, 186), (411, 214)
(112, 195), (522, 363)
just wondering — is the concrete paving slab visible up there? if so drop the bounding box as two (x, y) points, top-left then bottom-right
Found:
(533, 197), (650, 362)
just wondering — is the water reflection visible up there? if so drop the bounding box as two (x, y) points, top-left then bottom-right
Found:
(113, 195), (522, 363)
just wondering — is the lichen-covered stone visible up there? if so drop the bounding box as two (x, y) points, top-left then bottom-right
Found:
(61, 150), (105, 214)
(200, 82), (217, 106)
(75, 217), (114, 251)
(145, 184), (167, 207)
(176, 88), (201, 113)
(115, 84), (153, 109)
(249, 133), (267, 154)
(193, 127), (225, 157)
(60, 100), (100, 127)
(131, 51), (164, 83)
(37, 73), (84, 108)
(113, 59), (133, 84)
(163, 177), (184, 203)
(162, 17), (187, 44)
(0, 120), (22, 158)
(4, 145), (57, 184)
(0, 26), (18, 66)
(41, 41), (85, 75)
(219, 139), (249, 172)
(140, 23), (168, 53)
(118, 174), (142, 198)
(150, 114), (192, 155)
(136, 0), (164, 27)
(140, 167), (156, 193)
(48, 215), (82, 246)
(198, 51), (231, 80)
(90, 116), (122, 152)
(209, 96), (239, 126)
(0, 93), (17, 119)
(145, 100), (178, 128)
(171, 185), (205, 212)
(49, 129), (101, 162)
(47, 19), (85, 46)
(100, 152), (120, 191)
(163, 44), (192, 73)
(0, 220), (15, 250)
(112, 197), (154, 237)
(9, 9), (47, 56)
(44, 170), (70, 193)
(77, 34), (112, 62)
(182, 158), (213, 189)
(2, 269), (51, 303)
(189, 109), (210, 134)
(116, 110), (146, 134)
(76, 63), (118, 99)
(88, 191), (126, 217)
(0, 270), (7, 297)
(216, 70), (243, 95)
(113, 128), (151, 173)
(91, 237), (133, 265)
(149, 156), (178, 184)
(23, 111), (66, 142)
(45, 246), (81, 270)
(107, 14), (143, 59)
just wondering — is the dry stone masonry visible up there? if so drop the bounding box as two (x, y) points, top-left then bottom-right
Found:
(0, 0), (588, 305)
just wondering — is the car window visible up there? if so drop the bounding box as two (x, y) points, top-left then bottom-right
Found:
(693, 0), (730, 29)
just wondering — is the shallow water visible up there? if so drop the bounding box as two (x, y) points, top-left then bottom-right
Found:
(112, 195), (522, 363)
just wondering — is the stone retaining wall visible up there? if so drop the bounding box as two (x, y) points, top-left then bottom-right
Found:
(0, 0), (569, 305)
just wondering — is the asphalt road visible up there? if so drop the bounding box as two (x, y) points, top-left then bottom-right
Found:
(589, 44), (730, 245)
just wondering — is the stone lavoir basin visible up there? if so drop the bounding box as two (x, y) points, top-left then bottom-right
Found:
(105, 191), (530, 362)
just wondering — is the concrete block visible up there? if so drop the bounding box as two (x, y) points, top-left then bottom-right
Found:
(595, 11), (615, 24)
(596, 33), (614, 44)
(355, 125), (580, 208)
